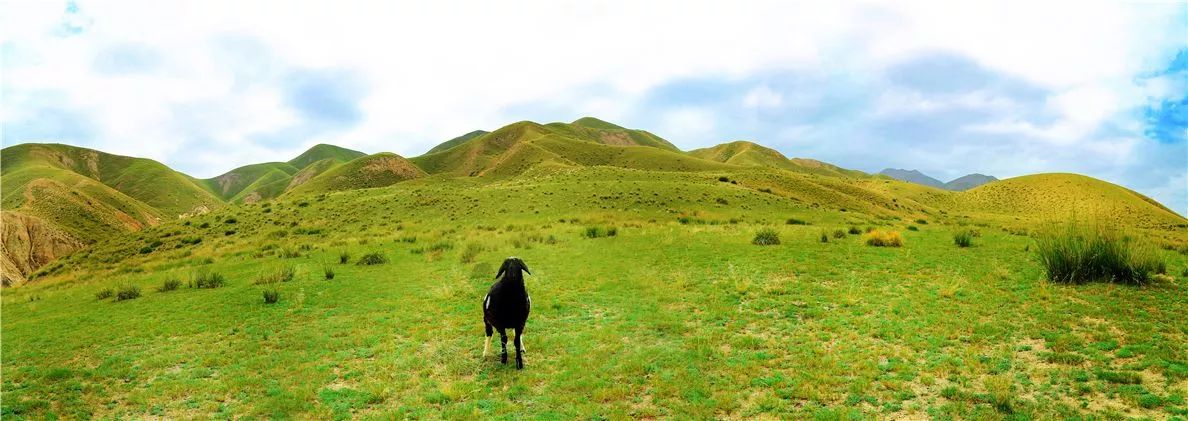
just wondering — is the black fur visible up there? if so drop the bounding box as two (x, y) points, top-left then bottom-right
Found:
(483, 257), (531, 369)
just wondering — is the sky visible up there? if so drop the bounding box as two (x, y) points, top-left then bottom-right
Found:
(3, 1), (1186, 214)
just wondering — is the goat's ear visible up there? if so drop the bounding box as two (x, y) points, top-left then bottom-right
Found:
(520, 261), (531, 275)
(495, 260), (507, 279)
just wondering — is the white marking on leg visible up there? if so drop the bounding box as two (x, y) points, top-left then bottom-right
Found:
(518, 333), (526, 353)
(484, 295), (490, 310)
(483, 335), (491, 357)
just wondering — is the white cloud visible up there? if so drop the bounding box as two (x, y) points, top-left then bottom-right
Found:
(1, 1), (1184, 213)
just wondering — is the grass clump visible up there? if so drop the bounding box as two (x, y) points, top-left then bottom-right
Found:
(338, 251), (350, 264)
(95, 288), (114, 300)
(191, 271), (226, 289)
(752, 228), (780, 246)
(158, 278), (181, 292)
(786, 218), (809, 225)
(848, 226), (861, 235)
(255, 266), (295, 284)
(582, 226), (617, 238)
(357, 252), (388, 265)
(1035, 222), (1165, 285)
(954, 230), (975, 248)
(865, 230), (904, 247)
(832, 229), (846, 239)
(115, 285), (141, 301)
(818, 231), (829, 243)
(323, 266), (335, 280)
(461, 243), (483, 264)
(263, 289), (280, 304)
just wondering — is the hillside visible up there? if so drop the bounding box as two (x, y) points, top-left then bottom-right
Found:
(959, 173), (1186, 229)
(287, 144), (366, 169)
(1, 143), (222, 217)
(286, 153), (427, 195)
(203, 162), (300, 201)
(411, 119), (717, 177)
(689, 141), (867, 178)
(426, 130), (489, 154)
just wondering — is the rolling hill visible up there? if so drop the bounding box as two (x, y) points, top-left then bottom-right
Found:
(426, 130), (489, 154)
(689, 141), (868, 177)
(0, 143), (224, 283)
(201, 144), (367, 204)
(286, 153), (426, 195)
(3, 117), (1184, 285)
(410, 119), (719, 177)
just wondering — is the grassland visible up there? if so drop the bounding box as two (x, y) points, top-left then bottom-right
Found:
(3, 165), (1187, 419)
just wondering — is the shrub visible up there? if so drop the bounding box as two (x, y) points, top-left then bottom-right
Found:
(115, 285), (141, 301)
(915, 219), (928, 225)
(865, 230), (904, 247)
(191, 271), (226, 289)
(411, 242), (453, 254)
(819, 231), (829, 243)
(263, 289), (280, 304)
(255, 266), (295, 284)
(848, 226), (862, 235)
(907, 225), (919, 231)
(832, 229), (846, 239)
(752, 228), (780, 245)
(786, 218), (808, 225)
(1035, 223), (1165, 285)
(461, 243), (482, 264)
(224, 217), (237, 224)
(95, 288), (114, 300)
(583, 226), (616, 238)
(158, 278), (181, 292)
(338, 251), (350, 264)
(357, 252), (388, 265)
(715, 197), (729, 205)
(718, 176), (730, 182)
(954, 230), (975, 248)
(323, 266), (335, 280)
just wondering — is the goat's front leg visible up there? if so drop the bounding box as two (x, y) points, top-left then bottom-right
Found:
(513, 326), (524, 370)
(499, 329), (509, 364)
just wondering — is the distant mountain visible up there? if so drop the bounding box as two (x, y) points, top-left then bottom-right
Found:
(879, 169), (946, 189)
(879, 168), (997, 191)
(944, 173), (998, 191)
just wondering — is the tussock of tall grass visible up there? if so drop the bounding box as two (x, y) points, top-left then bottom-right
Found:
(1035, 223), (1165, 285)
(752, 228), (780, 245)
(954, 230), (975, 247)
(865, 230), (903, 247)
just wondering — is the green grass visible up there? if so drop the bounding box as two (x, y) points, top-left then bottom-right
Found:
(3, 125), (1188, 418)
(1035, 222), (1166, 284)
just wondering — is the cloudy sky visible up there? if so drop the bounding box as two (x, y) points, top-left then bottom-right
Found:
(3, 1), (1186, 214)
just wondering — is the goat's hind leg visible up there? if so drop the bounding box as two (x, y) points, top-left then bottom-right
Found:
(513, 326), (524, 370)
(482, 322), (493, 357)
(498, 328), (509, 364)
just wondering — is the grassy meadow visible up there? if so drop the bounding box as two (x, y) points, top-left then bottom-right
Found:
(3, 166), (1188, 419)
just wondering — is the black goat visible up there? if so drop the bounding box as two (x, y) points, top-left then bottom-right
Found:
(483, 257), (531, 369)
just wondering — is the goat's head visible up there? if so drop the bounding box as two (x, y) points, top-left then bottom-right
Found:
(496, 256), (531, 280)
